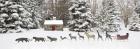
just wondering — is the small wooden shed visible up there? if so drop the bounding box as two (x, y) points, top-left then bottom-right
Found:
(44, 20), (63, 31)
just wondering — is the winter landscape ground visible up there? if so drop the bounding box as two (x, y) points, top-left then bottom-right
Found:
(0, 28), (140, 49)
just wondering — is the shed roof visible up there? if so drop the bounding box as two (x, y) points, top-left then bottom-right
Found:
(44, 20), (63, 25)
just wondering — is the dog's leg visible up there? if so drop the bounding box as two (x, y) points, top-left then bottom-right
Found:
(97, 36), (100, 40)
(110, 37), (112, 41)
(101, 37), (103, 41)
(51, 40), (53, 42)
(105, 37), (107, 40)
(70, 37), (72, 40)
(38, 40), (40, 42)
(44, 39), (46, 42)
(98, 36), (103, 41)
(82, 37), (84, 40)
(91, 35), (95, 40)
(25, 40), (27, 42)
(22, 40), (24, 42)
(75, 37), (77, 40)
(93, 36), (95, 40)
(18, 41), (20, 43)
(87, 36), (90, 40)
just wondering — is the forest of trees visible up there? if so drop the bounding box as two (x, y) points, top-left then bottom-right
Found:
(0, 0), (140, 33)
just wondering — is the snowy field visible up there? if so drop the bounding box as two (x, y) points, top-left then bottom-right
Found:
(0, 29), (140, 49)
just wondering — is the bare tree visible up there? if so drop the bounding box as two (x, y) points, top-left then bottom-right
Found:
(116, 0), (136, 27)
(89, 0), (98, 16)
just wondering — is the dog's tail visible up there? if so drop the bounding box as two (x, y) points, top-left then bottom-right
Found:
(60, 36), (62, 39)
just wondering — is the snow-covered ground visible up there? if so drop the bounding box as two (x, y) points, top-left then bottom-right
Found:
(0, 29), (140, 49)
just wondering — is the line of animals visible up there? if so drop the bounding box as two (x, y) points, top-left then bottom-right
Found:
(15, 30), (129, 43)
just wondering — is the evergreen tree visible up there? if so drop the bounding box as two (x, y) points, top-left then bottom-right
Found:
(99, 0), (121, 32)
(134, 5), (140, 24)
(18, 0), (44, 28)
(0, 0), (36, 33)
(68, 1), (94, 32)
(129, 5), (140, 31)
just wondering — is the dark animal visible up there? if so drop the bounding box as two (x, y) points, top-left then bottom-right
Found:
(97, 30), (103, 40)
(117, 33), (129, 40)
(33, 37), (45, 42)
(85, 32), (95, 40)
(105, 31), (112, 40)
(15, 38), (30, 43)
(47, 36), (57, 42)
(69, 33), (76, 40)
(78, 32), (84, 40)
(60, 36), (67, 40)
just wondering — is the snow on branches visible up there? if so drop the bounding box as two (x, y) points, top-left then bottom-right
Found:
(0, 0), (36, 33)
(68, 1), (93, 32)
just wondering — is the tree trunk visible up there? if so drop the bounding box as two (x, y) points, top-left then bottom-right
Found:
(124, 16), (128, 28)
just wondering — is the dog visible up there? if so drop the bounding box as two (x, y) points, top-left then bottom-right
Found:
(33, 37), (45, 42)
(60, 36), (67, 40)
(84, 32), (95, 40)
(105, 31), (112, 40)
(69, 33), (76, 40)
(117, 33), (129, 40)
(78, 32), (84, 40)
(15, 38), (30, 43)
(47, 36), (57, 42)
(97, 30), (103, 40)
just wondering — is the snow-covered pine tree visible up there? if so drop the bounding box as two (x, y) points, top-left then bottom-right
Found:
(129, 5), (140, 31)
(134, 5), (140, 24)
(99, 0), (121, 32)
(0, 0), (36, 33)
(68, 1), (94, 32)
(17, 0), (44, 28)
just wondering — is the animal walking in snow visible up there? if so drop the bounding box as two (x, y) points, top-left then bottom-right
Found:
(97, 30), (103, 40)
(105, 31), (112, 40)
(47, 36), (57, 42)
(117, 33), (129, 40)
(85, 32), (95, 40)
(60, 36), (67, 40)
(69, 33), (76, 40)
(15, 38), (30, 43)
(78, 32), (84, 40)
(33, 37), (45, 42)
